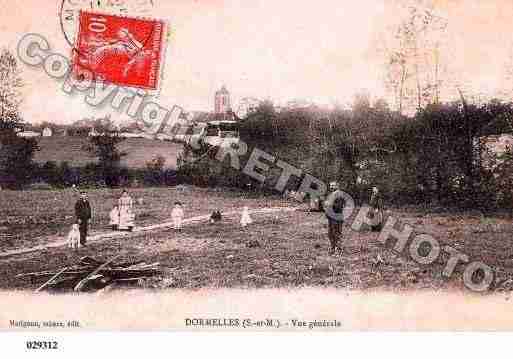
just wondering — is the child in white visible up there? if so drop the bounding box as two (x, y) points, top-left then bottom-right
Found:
(68, 223), (81, 250)
(171, 202), (184, 230)
(109, 205), (120, 230)
(240, 206), (253, 227)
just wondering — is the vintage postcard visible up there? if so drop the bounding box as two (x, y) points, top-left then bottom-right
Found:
(1, 0), (513, 340)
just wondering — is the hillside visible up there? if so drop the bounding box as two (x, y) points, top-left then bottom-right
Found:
(33, 137), (182, 169)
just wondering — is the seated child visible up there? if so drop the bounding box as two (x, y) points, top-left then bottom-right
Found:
(209, 210), (222, 224)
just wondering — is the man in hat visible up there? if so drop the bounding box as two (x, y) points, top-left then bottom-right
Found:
(75, 191), (92, 246)
(369, 186), (384, 232)
(324, 181), (346, 255)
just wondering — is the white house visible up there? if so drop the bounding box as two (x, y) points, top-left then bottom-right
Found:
(42, 127), (53, 137)
(477, 133), (513, 169)
(88, 128), (106, 137)
(119, 132), (143, 138)
(17, 131), (41, 138)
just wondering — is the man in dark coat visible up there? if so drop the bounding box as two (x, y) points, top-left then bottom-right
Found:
(369, 186), (384, 232)
(324, 182), (346, 255)
(75, 191), (92, 246)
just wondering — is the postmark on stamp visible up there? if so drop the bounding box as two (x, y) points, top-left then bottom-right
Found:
(71, 11), (165, 90)
(59, 0), (155, 47)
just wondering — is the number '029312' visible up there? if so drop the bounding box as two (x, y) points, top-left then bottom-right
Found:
(26, 341), (58, 350)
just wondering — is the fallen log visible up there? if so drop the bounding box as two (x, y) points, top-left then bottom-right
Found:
(17, 270), (62, 278)
(35, 267), (70, 293)
(79, 256), (104, 267)
(99, 269), (160, 280)
(115, 260), (147, 268)
(115, 277), (150, 283)
(74, 255), (121, 292)
(21, 267), (160, 280)
(124, 262), (160, 270)
(18, 269), (94, 278)
(27, 255), (162, 292)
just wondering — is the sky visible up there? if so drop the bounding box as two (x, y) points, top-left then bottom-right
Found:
(1, 0), (513, 124)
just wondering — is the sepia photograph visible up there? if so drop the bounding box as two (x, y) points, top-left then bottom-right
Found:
(1, 0), (513, 344)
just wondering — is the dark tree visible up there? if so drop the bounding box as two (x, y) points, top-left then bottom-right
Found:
(0, 50), (39, 189)
(84, 130), (126, 187)
(0, 118), (39, 189)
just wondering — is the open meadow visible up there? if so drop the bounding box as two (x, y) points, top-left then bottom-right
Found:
(1, 186), (513, 292)
(34, 137), (182, 169)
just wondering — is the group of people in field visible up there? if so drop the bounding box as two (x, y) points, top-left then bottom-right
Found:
(70, 182), (383, 255)
(108, 190), (137, 231)
(71, 189), (188, 247)
(69, 189), (255, 249)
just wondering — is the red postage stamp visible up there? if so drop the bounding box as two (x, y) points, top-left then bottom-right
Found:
(72, 11), (165, 90)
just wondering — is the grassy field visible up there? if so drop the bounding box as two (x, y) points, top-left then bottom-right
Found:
(34, 137), (182, 169)
(0, 187), (290, 252)
(1, 187), (513, 291)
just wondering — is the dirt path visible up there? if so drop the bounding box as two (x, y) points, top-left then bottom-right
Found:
(0, 207), (299, 259)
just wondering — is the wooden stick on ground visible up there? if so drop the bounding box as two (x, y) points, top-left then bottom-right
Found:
(74, 254), (121, 292)
(35, 267), (69, 293)
(19, 268), (96, 278)
(18, 270), (56, 278)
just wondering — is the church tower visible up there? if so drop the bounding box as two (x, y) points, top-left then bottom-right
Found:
(215, 85), (231, 114)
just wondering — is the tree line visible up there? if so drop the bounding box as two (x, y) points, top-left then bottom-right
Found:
(180, 97), (513, 210)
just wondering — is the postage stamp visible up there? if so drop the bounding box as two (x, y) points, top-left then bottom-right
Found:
(71, 11), (165, 90)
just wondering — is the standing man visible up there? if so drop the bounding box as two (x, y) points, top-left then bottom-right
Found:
(369, 186), (384, 232)
(75, 191), (92, 246)
(324, 181), (346, 255)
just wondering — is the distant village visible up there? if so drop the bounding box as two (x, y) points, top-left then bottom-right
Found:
(15, 85), (328, 141)
(16, 86), (240, 141)
(17, 119), (172, 140)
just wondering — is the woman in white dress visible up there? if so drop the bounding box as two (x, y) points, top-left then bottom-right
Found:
(118, 190), (135, 231)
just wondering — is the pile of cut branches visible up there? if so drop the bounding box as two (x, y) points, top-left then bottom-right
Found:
(18, 255), (162, 292)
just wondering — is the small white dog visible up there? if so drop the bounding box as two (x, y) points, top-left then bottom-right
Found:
(68, 224), (81, 250)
